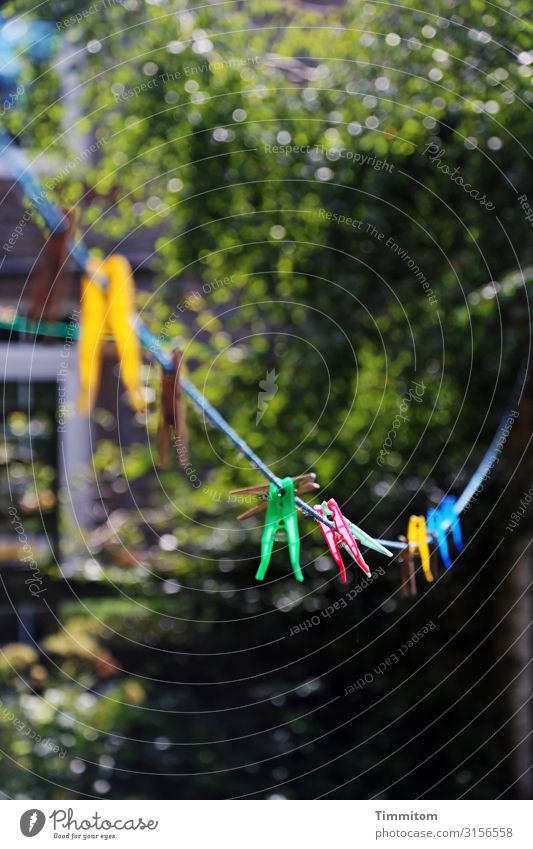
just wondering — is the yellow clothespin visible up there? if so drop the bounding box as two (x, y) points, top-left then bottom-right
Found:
(78, 255), (145, 413)
(407, 515), (433, 583)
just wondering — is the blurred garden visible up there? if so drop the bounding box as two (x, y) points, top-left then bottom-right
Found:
(0, 0), (531, 799)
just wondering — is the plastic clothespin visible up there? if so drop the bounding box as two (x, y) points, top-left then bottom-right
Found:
(256, 477), (303, 582)
(314, 504), (347, 583)
(315, 498), (371, 580)
(399, 534), (417, 597)
(319, 504), (392, 558)
(232, 473), (319, 520)
(78, 254), (145, 414)
(347, 521), (392, 557)
(158, 350), (188, 468)
(426, 506), (451, 569)
(26, 209), (75, 323)
(407, 515), (433, 583)
(426, 496), (463, 570)
(441, 496), (464, 552)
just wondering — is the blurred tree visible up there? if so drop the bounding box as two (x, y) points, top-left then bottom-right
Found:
(1, 0), (531, 799)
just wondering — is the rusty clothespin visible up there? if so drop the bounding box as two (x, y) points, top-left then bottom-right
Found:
(26, 209), (75, 322)
(399, 534), (417, 597)
(158, 350), (188, 468)
(231, 473), (320, 520)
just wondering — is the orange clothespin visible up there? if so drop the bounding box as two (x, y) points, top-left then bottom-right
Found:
(158, 351), (188, 468)
(399, 534), (417, 597)
(407, 515), (433, 583)
(232, 473), (319, 520)
(26, 209), (75, 322)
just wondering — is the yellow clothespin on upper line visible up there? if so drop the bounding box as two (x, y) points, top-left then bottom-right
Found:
(407, 515), (433, 583)
(77, 254), (145, 414)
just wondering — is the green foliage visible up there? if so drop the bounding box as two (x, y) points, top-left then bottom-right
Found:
(2, 0), (531, 799)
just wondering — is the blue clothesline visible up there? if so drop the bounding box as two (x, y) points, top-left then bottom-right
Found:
(0, 127), (525, 554)
(0, 128), (336, 533)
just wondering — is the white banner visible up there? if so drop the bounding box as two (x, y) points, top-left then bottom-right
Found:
(2, 799), (531, 848)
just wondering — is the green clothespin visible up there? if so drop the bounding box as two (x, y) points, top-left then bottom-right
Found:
(321, 502), (392, 557)
(256, 477), (303, 582)
(347, 520), (393, 557)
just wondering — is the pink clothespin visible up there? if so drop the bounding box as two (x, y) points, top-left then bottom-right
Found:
(315, 504), (347, 582)
(315, 499), (371, 581)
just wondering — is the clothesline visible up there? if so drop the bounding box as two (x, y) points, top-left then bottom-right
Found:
(0, 127), (525, 555)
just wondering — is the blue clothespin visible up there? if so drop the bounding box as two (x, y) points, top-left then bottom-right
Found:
(426, 496), (463, 570)
(427, 506), (451, 569)
(441, 496), (464, 552)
